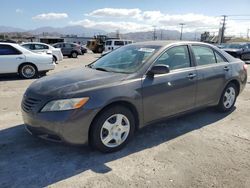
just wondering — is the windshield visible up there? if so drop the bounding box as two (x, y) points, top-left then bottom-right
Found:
(226, 43), (244, 49)
(90, 44), (160, 73)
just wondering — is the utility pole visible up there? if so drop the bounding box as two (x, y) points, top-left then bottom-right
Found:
(247, 28), (250, 39)
(218, 15), (227, 44)
(160, 30), (163, 40)
(153, 26), (157, 40)
(179, 23), (185, 40)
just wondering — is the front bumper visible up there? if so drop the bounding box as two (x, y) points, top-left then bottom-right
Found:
(22, 108), (97, 145)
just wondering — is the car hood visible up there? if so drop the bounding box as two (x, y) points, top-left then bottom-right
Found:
(26, 67), (128, 98)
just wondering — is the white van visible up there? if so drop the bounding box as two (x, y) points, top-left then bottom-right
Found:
(104, 39), (133, 52)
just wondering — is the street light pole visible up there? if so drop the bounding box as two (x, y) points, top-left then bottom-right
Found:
(179, 23), (185, 40)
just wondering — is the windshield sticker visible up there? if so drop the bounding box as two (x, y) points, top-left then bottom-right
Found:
(138, 48), (155, 53)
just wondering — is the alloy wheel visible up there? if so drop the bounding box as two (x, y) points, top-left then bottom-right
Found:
(100, 114), (130, 148)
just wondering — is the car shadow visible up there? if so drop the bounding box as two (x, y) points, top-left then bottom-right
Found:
(0, 74), (45, 82)
(0, 107), (235, 187)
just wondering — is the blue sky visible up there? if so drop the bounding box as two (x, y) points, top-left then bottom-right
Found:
(1, 0), (250, 35)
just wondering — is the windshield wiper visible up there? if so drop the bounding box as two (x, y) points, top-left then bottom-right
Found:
(93, 67), (109, 72)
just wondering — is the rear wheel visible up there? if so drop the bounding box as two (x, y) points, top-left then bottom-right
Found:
(19, 64), (38, 79)
(71, 51), (78, 58)
(90, 106), (135, 153)
(217, 83), (237, 112)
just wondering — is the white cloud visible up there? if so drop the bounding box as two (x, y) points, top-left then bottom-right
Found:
(32, 13), (68, 20)
(86, 8), (141, 18)
(72, 8), (249, 36)
(16, 9), (23, 14)
(70, 19), (151, 32)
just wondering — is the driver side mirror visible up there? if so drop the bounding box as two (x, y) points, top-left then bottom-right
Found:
(147, 64), (170, 76)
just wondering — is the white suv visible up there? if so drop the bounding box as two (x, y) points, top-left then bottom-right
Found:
(21, 42), (63, 63)
(0, 43), (55, 79)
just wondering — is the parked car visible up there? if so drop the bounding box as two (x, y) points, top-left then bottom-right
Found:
(0, 43), (55, 79)
(22, 41), (247, 152)
(221, 43), (250, 61)
(103, 39), (133, 53)
(21, 42), (63, 63)
(80, 45), (87, 54)
(52, 42), (82, 58)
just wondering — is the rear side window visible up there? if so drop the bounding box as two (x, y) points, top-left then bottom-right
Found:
(0, 44), (21, 55)
(192, 46), (216, 66)
(155, 45), (191, 70)
(34, 44), (49, 50)
(114, 41), (124, 46)
(22, 44), (33, 50)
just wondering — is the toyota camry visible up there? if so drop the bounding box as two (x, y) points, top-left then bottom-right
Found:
(22, 41), (247, 152)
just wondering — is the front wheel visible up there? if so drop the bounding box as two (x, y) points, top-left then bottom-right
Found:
(90, 106), (135, 153)
(217, 83), (238, 112)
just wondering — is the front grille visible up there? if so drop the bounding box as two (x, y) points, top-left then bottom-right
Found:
(22, 97), (41, 113)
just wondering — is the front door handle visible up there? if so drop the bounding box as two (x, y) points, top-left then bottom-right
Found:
(187, 73), (196, 79)
(224, 66), (230, 71)
(16, 57), (24, 60)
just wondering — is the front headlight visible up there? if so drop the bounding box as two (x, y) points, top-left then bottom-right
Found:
(41, 97), (89, 112)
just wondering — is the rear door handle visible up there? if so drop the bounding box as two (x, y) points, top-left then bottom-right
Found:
(16, 57), (24, 60)
(224, 66), (230, 71)
(187, 73), (196, 79)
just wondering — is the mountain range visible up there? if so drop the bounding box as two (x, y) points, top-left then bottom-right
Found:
(0, 25), (201, 41)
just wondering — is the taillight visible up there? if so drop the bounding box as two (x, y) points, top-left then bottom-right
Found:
(243, 64), (248, 71)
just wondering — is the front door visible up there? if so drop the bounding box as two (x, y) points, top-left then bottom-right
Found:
(0, 44), (25, 74)
(142, 45), (197, 124)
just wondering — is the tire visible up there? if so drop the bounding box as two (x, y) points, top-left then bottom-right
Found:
(71, 51), (78, 58)
(97, 47), (103, 53)
(217, 83), (238, 112)
(53, 56), (58, 64)
(19, 64), (38, 79)
(90, 105), (135, 153)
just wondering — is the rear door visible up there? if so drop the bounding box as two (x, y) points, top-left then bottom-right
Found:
(142, 45), (197, 123)
(63, 43), (73, 55)
(0, 44), (25, 74)
(191, 45), (232, 107)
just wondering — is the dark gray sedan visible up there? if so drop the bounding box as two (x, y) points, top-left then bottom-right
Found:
(22, 41), (248, 152)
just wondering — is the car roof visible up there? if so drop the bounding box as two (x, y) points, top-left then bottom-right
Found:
(0, 42), (20, 47)
(22, 42), (49, 45)
(129, 40), (215, 48)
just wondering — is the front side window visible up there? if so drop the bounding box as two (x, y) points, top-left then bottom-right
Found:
(0, 45), (21, 55)
(155, 45), (191, 70)
(90, 45), (160, 73)
(192, 46), (216, 66)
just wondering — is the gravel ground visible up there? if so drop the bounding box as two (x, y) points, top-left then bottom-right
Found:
(0, 54), (250, 188)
